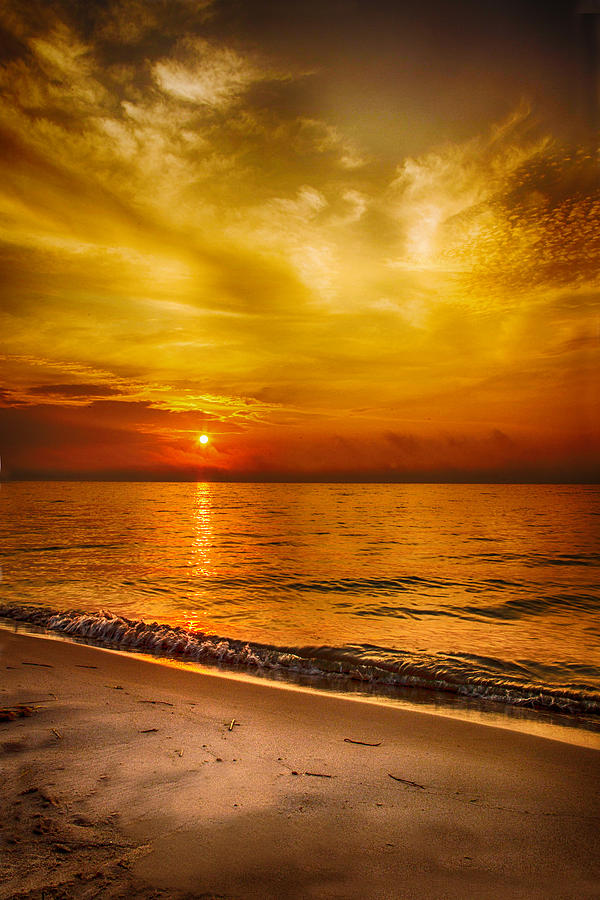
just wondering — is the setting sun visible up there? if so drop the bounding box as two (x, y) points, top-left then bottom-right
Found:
(198, 434), (209, 445)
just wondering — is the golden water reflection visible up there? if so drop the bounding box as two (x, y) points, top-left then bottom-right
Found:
(191, 482), (213, 577)
(182, 482), (215, 631)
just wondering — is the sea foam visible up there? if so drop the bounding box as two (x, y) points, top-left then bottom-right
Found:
(2, 603), (599, 722)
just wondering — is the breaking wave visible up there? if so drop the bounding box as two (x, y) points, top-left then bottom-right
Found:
(2, 603), (599, 721)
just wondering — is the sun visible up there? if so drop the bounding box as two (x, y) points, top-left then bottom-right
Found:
(198, 434), (209, 445)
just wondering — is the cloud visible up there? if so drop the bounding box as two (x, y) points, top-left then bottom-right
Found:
(29, 24), (91, 81)
(153, 38), (263, 108)
(28, 383), (124, 399)
(385, 432), (421, 454)
(382, 429), (517, 469)
(385, 106), (600, 300)
(387, 105), (548, 271)
(96, 0), (214, 46)
(84, 399), (218, 427)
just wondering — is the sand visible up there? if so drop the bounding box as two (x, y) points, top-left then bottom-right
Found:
(1, 627), (599, 900)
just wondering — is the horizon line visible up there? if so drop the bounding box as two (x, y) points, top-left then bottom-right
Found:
(1, 477), (598, 486)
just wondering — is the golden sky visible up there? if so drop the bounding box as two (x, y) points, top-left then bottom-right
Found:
(0, 0), (598, 480)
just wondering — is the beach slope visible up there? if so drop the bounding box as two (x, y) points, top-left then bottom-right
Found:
(1, 628), (599, 899)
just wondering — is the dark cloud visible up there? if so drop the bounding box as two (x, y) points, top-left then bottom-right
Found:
(85, 399), (224, 427)
(384, 429), (516, 463)
(0, 387), (23, 407)
(28, 383), (124, 398)
(0, 403), (149, 454)
(385, 432), (421, 454)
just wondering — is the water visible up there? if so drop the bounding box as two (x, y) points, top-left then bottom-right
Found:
(1, 482), (599, 728)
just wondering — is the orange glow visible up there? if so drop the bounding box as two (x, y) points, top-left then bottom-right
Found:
(0, 2), (597, 482)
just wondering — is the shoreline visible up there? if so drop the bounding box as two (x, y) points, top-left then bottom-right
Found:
(2, 604), (598, 735)
(3, 619), (600, 751)
(2, 629), (600, 899)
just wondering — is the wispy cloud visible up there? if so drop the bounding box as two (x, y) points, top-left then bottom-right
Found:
(153, 37), (273, 108)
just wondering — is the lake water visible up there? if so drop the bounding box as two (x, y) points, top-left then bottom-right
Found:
(1, 481), (599, 729)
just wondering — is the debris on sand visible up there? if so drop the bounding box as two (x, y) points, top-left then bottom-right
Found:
(0, 705), (35, 722)
(138, 699), (174, 707)
(388, 774), (425, 789)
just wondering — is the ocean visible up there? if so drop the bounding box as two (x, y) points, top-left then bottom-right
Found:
(1, 481), (599, 732)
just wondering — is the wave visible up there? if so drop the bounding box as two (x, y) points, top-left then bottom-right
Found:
(463, 592), (600, 619)
(475, 551), (600, 568)
(1, 603), (599, 720)
(0, 542), (118, 555)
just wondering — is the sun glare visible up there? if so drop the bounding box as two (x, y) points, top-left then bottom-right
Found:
(198, 434), (209, 445)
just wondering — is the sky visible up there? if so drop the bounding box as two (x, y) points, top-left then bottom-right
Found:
(0, 0), (598, 481)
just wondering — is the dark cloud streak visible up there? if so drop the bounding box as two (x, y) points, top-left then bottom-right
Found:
(28, 383), (124, 398)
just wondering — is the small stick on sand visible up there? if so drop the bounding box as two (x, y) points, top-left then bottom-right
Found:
(22, 661), (54, 668)
(140, 728), (159, 733)
(388, 774), (425, 789)
(51, 728), (62, 739)
(344, 738), (382, 747)
(138, 700), (174, 707)
(226, 719), (241, 731)
(76, 664), (98, 669)
(305, 772), (333, 778)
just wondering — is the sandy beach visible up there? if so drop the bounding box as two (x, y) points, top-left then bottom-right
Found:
(1, 628), (599, 900)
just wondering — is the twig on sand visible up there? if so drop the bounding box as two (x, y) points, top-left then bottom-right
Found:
(305, 772), (334, 778)
(51, 728), (62, 739)
(76, 664), (98, 669)
(140, 728), (159, 733)
(22, 661), (54, 668)
(344, 738), (382, 747)
(388, 774), (425, 789)
(138, 700), (174, 707)
(226, 718), (241, 731)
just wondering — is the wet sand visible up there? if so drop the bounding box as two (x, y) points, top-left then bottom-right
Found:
(1, 628), (599, 899)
